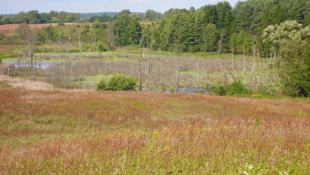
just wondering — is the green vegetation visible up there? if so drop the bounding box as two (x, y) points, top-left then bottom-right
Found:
(226, 81), (251, 96)
(263, 20), (310, 97)
(206, 81), (251, 97)
(97, 75), (136, 91)
(113, 14), (142, 46)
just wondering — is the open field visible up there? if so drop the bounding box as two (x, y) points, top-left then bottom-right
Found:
(0, 87), (310, 174)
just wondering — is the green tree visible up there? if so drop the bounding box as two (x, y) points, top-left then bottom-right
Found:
(1, 16), (12, 24)
(92, 19), (102, 29)
(113, 14), (142, 46)
(26, 10), (42, 24)
(203, 23), (218, 52)
(144, 9), (162, 21)
(42, 25), (56, 42)
(263, 20), (310, 97)
(140, 25), (152, 48)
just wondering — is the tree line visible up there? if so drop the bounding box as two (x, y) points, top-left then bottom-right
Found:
(137, 0), (310, 55)
(0, 9), (162, 25)
(0, 11), (83, 24)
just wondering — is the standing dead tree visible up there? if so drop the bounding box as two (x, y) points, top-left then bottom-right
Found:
(175, 65), (181, 93)
(16, 24), (37, 68)
(138, 58), (143, 91)
(145, 55), (152, 90)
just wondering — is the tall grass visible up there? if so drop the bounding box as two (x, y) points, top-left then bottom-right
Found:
(0, 89), (310, 174)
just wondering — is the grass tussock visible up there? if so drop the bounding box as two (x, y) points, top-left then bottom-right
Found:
(0, 88), (310, 174)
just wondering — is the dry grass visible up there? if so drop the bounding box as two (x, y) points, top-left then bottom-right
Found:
(0, 75), (54, 90)
(0, 88), (310, 174)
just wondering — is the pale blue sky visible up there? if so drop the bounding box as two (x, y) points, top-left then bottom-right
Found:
(1, 0), (243, 14)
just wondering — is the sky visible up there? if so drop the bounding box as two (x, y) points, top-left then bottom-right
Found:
(1, 0), (243, 14)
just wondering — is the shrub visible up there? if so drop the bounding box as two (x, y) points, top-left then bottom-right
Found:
(205, 83), (227, 96)
(256, 86), (280, 97)
(58, 22), (65, 26)
(35, 42), (43, 45)
(169, 86), (175, 93)
(97, 79), (107, 90)
(13, 39), (25, 45)
(0, 39), (9, 44)
(97, 43), (106, 53)
(226, 81), (251, 96)
(97, 75), (136, 91)
(0, 33), (5, 40)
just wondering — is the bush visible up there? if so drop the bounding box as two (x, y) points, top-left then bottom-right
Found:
(97, 43), (106, 53)
(58, 22), (65, 26)
(256, 86), (280, 97)
(205, 83), (227, 96)
(97, 79), (107, 90)
(97, 75), (136, 91)
(226, 81), (251, 96)
(35, 42), (43, 45)
(206, 81), (250, 96)
(169, 86), (175, 93)
(13, 39), (25, 45)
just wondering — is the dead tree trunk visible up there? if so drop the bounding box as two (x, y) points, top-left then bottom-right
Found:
(27, 39), (33, 68)
(251, 50), (256, 88)
(138, 50), (146, 91)
(175, 66), (181, 93)
(138, 61), (142, 91)
(145, 57), (152, 90)
(78, 33), (82, 59)
(259, 57), (263, 87)
(66, 36), (71, 60)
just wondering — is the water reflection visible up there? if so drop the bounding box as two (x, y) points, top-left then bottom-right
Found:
(178, 87), (208, 94)
(4, 61), (53, 70)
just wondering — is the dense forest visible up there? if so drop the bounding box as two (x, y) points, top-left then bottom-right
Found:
(139, 0), (310, 54)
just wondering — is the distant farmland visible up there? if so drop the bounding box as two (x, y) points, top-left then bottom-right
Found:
(0, 23), (91, 35)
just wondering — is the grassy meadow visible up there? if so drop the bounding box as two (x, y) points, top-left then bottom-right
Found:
(1, 23), (310, 174)
(1, 87), (310, 174)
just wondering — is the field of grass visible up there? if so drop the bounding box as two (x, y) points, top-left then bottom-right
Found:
(1, 87), (310, 174)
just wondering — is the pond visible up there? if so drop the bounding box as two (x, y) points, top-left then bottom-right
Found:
(178, 87), (209, 94)
(3, 61), (55, 70)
